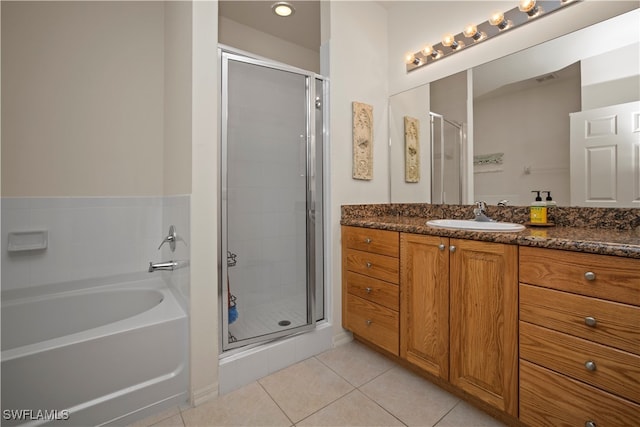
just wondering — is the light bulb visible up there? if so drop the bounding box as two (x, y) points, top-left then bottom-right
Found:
(489, 11), (505, 26)
(519, 0), (535, 12)
(463, 24), (478, 38)
(422, 45), (433, 56)
(442, 33), (463, 50)
(442, 33), (456, 47)
(489, 11), (510, 30)
(405, 52), (420, 66)
(519, 0), (541, 16)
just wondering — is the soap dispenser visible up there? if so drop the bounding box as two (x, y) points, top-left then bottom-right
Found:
(530, 191), (547, 224)
(543, 191), (556, 207)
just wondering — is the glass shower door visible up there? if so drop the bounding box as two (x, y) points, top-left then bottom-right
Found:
(221, 52), (319, 350)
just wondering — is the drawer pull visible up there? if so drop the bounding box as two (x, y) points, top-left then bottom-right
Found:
(584, 271), (596, 281)
(584, 316), (597, 327)
(438, 244), (445, 251)
(585, 360), (597, 371)
(366, 319), (372, 326)
(366, 262), (372, 268)
(365, 287), (372, 294)
(365, 238), (372, 244)
(585, 421), (597, 427)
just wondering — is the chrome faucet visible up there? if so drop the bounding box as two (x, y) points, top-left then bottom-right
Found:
(148, 260), (178, 272)
(473, 201), (495, 222)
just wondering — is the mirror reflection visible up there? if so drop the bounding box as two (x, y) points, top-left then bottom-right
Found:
(389, 9), (640, 207)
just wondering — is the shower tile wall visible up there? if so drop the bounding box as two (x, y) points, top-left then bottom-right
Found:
(226, 64), (307, 316)
(1, 196), (189, 295)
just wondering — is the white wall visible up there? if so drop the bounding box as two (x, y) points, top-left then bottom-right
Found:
(328, 0), (389, 342)
(1, 1), (165, 197)
(581, 42), (640, 110)
(189, 0), (219, 406)
(219, 16), (320, 73)
(164, 2), (193, 196)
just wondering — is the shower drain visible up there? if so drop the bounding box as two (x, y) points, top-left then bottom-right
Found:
(278, 320), (291, 327)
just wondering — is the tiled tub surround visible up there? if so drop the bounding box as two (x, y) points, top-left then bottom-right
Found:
(341, 204), (640, 258)
(1, 196), (190, 299)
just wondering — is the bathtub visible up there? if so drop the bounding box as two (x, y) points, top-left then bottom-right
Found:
(1, 276), (188, 426)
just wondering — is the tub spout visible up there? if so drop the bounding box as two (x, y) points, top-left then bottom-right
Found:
(148, 260), (178, 272)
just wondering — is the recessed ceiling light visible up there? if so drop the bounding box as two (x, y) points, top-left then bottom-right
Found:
(272, 2), (295, 17)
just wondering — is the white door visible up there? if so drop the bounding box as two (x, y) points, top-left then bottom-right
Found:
(570, 101), (640, 207)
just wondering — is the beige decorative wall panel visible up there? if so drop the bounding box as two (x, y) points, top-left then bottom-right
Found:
(404, 116), (420, 183)
(352, 101), (373, 180)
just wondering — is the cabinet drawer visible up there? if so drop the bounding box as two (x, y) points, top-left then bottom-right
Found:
(343, 226), (399, 257)
(520, 322), (640, 402)
(520, 284), (640, 354)
(345, 294), (399, 356)
(520, 360), (640, 427)
(519, 246), (639, 306)
(345, 248), (399, 284)
(346, 271), (399, 311)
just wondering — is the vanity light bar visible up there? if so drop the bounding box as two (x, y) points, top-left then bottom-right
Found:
(405, 0), (580, 72)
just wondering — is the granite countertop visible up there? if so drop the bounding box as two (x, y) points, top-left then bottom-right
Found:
(341, 215), (640, 259)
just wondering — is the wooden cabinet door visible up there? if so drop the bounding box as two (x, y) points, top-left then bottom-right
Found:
(449, 239), (518, 416)
(400, 233), (450, 379)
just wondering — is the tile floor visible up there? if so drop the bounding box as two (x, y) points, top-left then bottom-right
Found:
(131, 340), (507, 427)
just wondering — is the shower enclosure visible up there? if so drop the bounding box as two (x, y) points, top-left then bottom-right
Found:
(430, 112), (465, 204)
(220, 50), (326, 351)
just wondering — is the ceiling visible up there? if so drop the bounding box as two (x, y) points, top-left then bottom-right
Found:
(219, 1), (321, 52)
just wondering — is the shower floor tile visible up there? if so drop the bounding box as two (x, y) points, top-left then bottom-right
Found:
(228, 294), (307, 343)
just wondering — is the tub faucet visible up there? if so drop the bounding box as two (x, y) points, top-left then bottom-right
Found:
(148, 260), (178, 272)
(473, 201), (495, 222)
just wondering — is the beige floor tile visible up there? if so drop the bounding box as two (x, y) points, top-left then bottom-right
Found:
(316, 340), (395, 387)
(434, 401), (506, 427)
(258, 357), (354, 423)
(127, 406), (182, 427)
(297, 389), (404, 427)
(181, 382), (291, 426)
(360, 367), (459, 427)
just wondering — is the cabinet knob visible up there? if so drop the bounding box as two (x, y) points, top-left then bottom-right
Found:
(366, 319), (372, 326)
(584, 271), (596, 281)
(365, 238), (372, 244)
(449, 245), (456, 253)
(585, 360), (597, 371)
(366, 262), (372, 268)
(438, 244), (446, 251)
(365, 287), (372, 294)
(584, 316), (597, 327)
(585, 420), (597, 427)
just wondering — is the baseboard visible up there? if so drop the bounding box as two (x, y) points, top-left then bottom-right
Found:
(190, 382), (218, 407)
(332, 329), (353, 347)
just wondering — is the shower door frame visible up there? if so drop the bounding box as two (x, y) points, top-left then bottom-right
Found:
(429, 111), (465, 205)
(219, 49), (326, 352)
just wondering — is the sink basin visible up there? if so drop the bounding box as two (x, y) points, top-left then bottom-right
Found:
(426, 219), (526, 232)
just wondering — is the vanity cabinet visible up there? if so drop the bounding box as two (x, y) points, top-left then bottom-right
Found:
(518, 247), (640, 426)
(400, 233), (449, 379)
(400, 234), (518, 417)
(342, 226), (400, 355)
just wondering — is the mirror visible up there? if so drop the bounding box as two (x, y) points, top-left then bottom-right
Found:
(389, 9), (640, 207)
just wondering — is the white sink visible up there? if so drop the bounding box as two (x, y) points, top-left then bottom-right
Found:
(426, 219), (526, 232)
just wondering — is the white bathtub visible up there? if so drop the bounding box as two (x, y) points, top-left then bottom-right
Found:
(1, 276), (188, 426)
